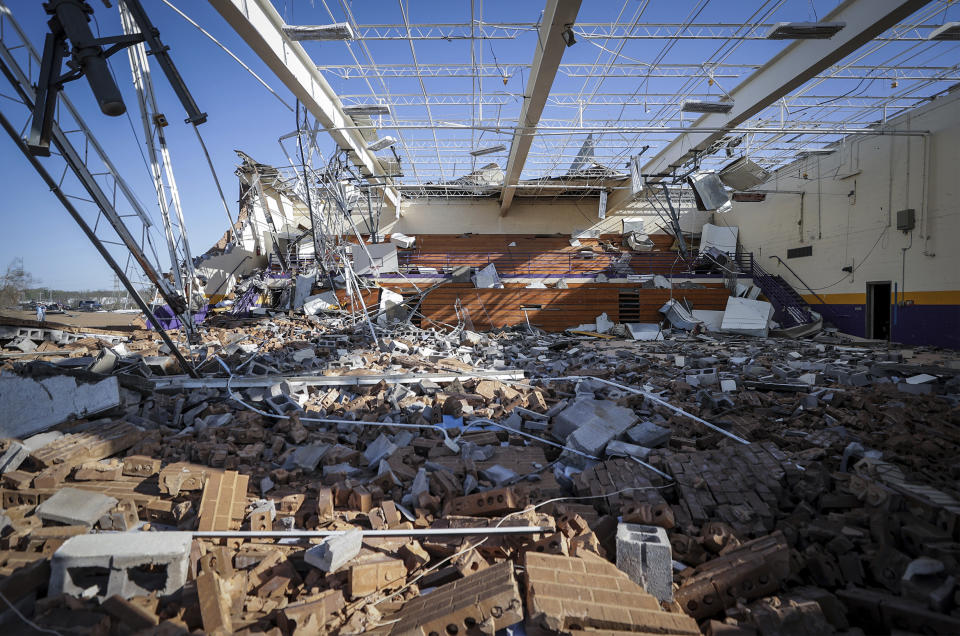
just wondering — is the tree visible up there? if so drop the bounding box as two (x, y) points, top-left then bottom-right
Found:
(0, 259), (35, 308)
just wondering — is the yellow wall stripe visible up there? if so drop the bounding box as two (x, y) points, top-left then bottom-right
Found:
(801, 290), (960, 305)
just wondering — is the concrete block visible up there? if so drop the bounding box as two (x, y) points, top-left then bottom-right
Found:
(7, 335), (38, 352)
(363, 434), (397, 467)
(552, 399), (638, 441)
(626, 421), (672, 448)
(685, 368), (718, 387)
(616, 523), (673, 602)
(605, 440), (651, 461)
(290, 444), (329, 472)
(305, 530), (362, 573)
(0, 375), (121, 438)
(49, 532), (192, 600)
(36, 487), (118, 527)
(897, 382), (933, 395)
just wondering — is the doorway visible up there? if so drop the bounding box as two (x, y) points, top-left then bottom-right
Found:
(866, 281), (891, 340)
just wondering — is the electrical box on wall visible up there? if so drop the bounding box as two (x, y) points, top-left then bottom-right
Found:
(897, 209), (916, 232)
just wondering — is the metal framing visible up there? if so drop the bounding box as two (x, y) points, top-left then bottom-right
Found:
(0, 2), (198, 373)
(500, 0), (583, 215)
(119, 0), (198, 319)
(224, 0), (957, 196)
(207, 0), (402, 212)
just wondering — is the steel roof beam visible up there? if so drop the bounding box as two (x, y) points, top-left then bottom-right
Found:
(207, 0), (400, 211)
(499, 0), (583, 216)
(605, 0), (934, 215)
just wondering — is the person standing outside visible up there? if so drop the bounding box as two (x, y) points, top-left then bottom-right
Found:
(36, 302), (46, 325)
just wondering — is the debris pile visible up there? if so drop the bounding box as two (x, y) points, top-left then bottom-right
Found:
(1, 314), (959, 634)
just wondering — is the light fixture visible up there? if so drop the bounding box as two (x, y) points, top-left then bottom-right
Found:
(719, 156), (770, 190)
(470, 144), (506, 156)
(367, 136), (396, 151)
(766, 21), (846, 39)
(796, 148), (833, 158)
(282, 23), (354, 41)
(681, 99), (734, 114)
(344, 104), (391, 116)
(688, 171), (731, 211)
(561, 25), (576, 47)
(928, 22), (960, 40)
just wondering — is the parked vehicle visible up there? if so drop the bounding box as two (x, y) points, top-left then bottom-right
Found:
(77, 300), (104, 312)
(45, 302), (65, 314)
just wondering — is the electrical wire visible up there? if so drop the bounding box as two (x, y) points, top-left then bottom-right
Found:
(0, 590), (64, 636)
(786, 226), (889, 292)
(215, 356), (606, 462)
(367, 481), (675, 616)
(159, 0), (294, 112)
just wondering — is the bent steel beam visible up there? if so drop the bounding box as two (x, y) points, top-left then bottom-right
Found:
(499, 0), (583, 216)
(208, 0), (401, 212)
(605, 0), (933, 215)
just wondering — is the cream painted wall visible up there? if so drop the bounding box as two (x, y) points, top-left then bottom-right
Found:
(721, 89), (960, 298)
(385, 198), (710, 237)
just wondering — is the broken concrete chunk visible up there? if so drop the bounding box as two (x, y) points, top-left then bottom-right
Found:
(290, 444), (329, 472)
(363, 434), (398, 466)
(0, 374), (121, 438)
(305, 530), (362, 573)
(36, 487), (118, 528)
(626, 421), (672, 448)
(552, 399), (639, 442)
(605, 440), (652, 461)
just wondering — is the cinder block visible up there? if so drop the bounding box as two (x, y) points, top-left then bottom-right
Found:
(305, 529), (362, 573)
(552, 399), (638, 441)
(35, 487), (118, 528)
(626, 421), (672, 448)
(49, 532), (192, 600)
(616, 523), (673, 602)
(290, 444), (329, 472)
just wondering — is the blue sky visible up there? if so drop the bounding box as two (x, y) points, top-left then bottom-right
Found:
(1, 0), (954, 289)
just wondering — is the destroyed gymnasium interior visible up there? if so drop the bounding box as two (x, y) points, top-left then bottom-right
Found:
(1, 0), (960, 634)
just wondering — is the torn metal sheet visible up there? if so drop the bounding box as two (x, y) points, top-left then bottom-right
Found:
(659, 298), (703, 331)
(720, 296), (775, 337)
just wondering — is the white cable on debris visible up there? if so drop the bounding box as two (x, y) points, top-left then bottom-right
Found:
(190, 526), (548, 538)
(216, 356), (469, 460)
(458, 417), (599, 461)
(543, 375), (751, 445)
(214, 357), (607, 462)
(159, 0), (294, 112)
(368, 482), (675, 613)
(0, 590), (64, 636)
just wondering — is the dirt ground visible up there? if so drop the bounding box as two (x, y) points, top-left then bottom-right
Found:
(0, 309), (144, 331)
